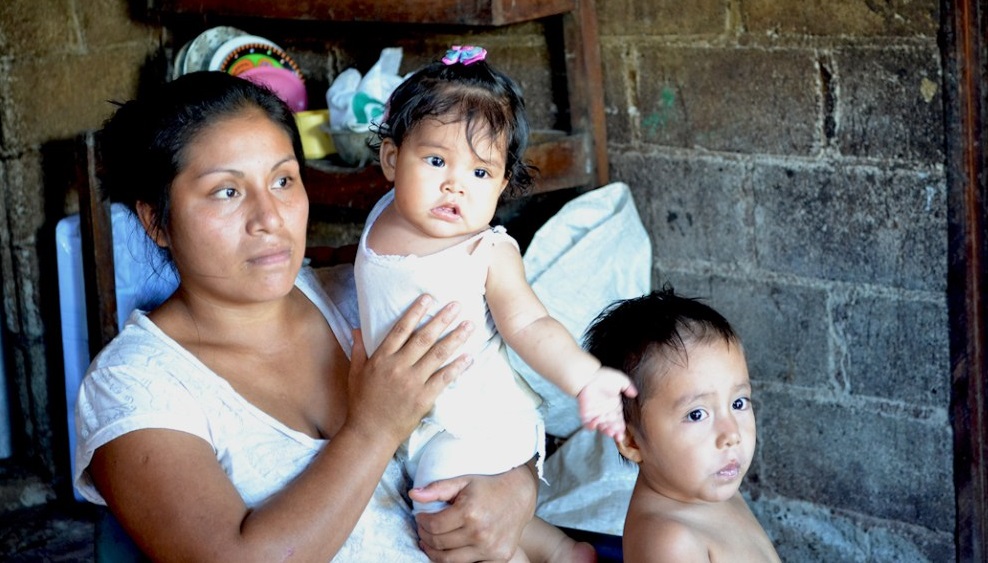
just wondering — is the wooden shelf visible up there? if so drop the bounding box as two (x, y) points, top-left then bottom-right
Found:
(306, 131), (591, 211)
(152, 0), (577, 27)
(76, 0), (607, 352)
(151, 0), (607, 213)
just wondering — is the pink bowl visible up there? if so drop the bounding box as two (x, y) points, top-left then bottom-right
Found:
(239, 66), (308, 112)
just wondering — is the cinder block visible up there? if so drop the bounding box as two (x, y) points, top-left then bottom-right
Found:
(756, 390), (954, 533)
(833, 292), (949, 403)
(482, 45), (554, 130)
(597, 0), (727, 36)
(661, 273), (831, 389)
(835, 45), (944, 162)
(0, 155), (44, 248)
(612, 152), (755, 265)
(601, 43), (632, 144)
(11, 243), (43, 338)
(0, 160), (17, 331)
(79, 0), (154, 47)
(742, 0), (938, 37)
(0, 0), (83, 57)
(634, 47), (819, 155)
(751, 164), (947, 291)
(9, 338), (57, 468)
(389, 39), (555, 129)
(5, 45), (156, 147)
(751, 495), (954, 562)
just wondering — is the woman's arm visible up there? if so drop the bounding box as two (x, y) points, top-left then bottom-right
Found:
(89, 296), (472, 562)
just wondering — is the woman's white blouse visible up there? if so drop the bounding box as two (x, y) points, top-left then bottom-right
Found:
(73, 266), (428, 561)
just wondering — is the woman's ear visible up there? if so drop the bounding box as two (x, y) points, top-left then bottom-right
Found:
(616, 428), (644, 464)
(379, 139), (398, 182)
(135, 201), (168, 249)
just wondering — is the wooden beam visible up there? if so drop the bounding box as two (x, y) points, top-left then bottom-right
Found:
(941, 0), (988, 560)
(152, 0), (576, 26)
(76, 132), (119, 357)
(560, 0), (608, 187)
(305, 133), (591, 212)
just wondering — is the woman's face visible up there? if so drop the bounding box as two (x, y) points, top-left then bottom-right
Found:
(151, 109), (308, 305)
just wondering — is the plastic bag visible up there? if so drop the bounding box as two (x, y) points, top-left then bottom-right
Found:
(327, 47), (405, 132)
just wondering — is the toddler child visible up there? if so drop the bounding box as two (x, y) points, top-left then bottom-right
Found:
(583, 288), (780, 562)
(354, 45), (634, 561)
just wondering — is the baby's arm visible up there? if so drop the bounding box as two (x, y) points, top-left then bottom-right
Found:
(486, 242), (636, 438)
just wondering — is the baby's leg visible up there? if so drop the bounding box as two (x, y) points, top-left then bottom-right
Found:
(413, 432), (534, 560)
(519, 517), (596, 563)
(411, 413), (540, 514)
(412, 430), (522, 514)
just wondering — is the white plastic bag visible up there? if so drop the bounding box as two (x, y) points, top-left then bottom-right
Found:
(508, 182), (652, 437)
(515, 182), (651, 536)
(327, 47), (405, 132)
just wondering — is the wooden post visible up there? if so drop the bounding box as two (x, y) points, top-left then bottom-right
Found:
(561, 0), (608, 187)
(76, 132), (119, 358)
(941, 0), (988, 560)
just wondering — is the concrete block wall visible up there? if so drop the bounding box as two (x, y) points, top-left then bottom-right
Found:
(0, 0), (159, 500)
(0, 1), (958, 560)
(598, 0), (951, 560)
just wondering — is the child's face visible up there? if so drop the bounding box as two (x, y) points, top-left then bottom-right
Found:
(380, 116), (509, 241)
(624, 340), (755, 504)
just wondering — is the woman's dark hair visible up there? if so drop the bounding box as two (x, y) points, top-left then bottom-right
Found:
(583, 286), (741, 433)
(97, 71), (304, 242)
(372, 56), (537, 198)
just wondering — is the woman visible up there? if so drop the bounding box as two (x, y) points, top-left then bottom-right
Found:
(74, 71), (539, 562)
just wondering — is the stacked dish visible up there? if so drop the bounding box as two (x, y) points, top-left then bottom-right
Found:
(173, 27), (308, 112)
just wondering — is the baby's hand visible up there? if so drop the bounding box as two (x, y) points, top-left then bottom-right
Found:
(577, 367), (638, 440)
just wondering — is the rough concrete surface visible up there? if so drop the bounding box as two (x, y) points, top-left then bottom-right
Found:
(0, 502), (97, 562)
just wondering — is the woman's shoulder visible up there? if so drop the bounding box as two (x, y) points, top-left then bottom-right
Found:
(73, 311), (221, 503)
(88, 310), (187, 371)
(80, 311), (219, 410)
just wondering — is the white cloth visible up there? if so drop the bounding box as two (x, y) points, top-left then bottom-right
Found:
(73, 266), (428, 561)
(354, 190), (545, 501)
(520, 182), (651, 536)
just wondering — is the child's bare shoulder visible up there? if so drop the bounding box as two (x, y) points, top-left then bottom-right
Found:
(624, 510), (709, 562)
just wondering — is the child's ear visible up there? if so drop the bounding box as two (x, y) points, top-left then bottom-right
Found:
(136, 201), (168, 249)
(616, 429), (644, 464)
(379, 139), (398, 182)
(498, 175), (510, 196)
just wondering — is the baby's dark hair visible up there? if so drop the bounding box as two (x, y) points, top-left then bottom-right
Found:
(372, 53), (537, 198)
(583, 286), (741, 432)
(97, 71), (303, 248)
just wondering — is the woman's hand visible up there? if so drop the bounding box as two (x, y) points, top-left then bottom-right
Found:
(346, 295), (474, 446)
(411, 461), (538, 562)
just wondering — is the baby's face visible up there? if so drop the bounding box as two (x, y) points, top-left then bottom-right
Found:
(633, 341), (756, 504)
(383, 116), (509, 241)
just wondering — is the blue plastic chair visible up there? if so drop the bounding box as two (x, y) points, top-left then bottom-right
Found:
(57, 200), (176, 561)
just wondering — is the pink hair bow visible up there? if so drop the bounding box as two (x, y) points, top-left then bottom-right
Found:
(442, 45), (487, 66)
